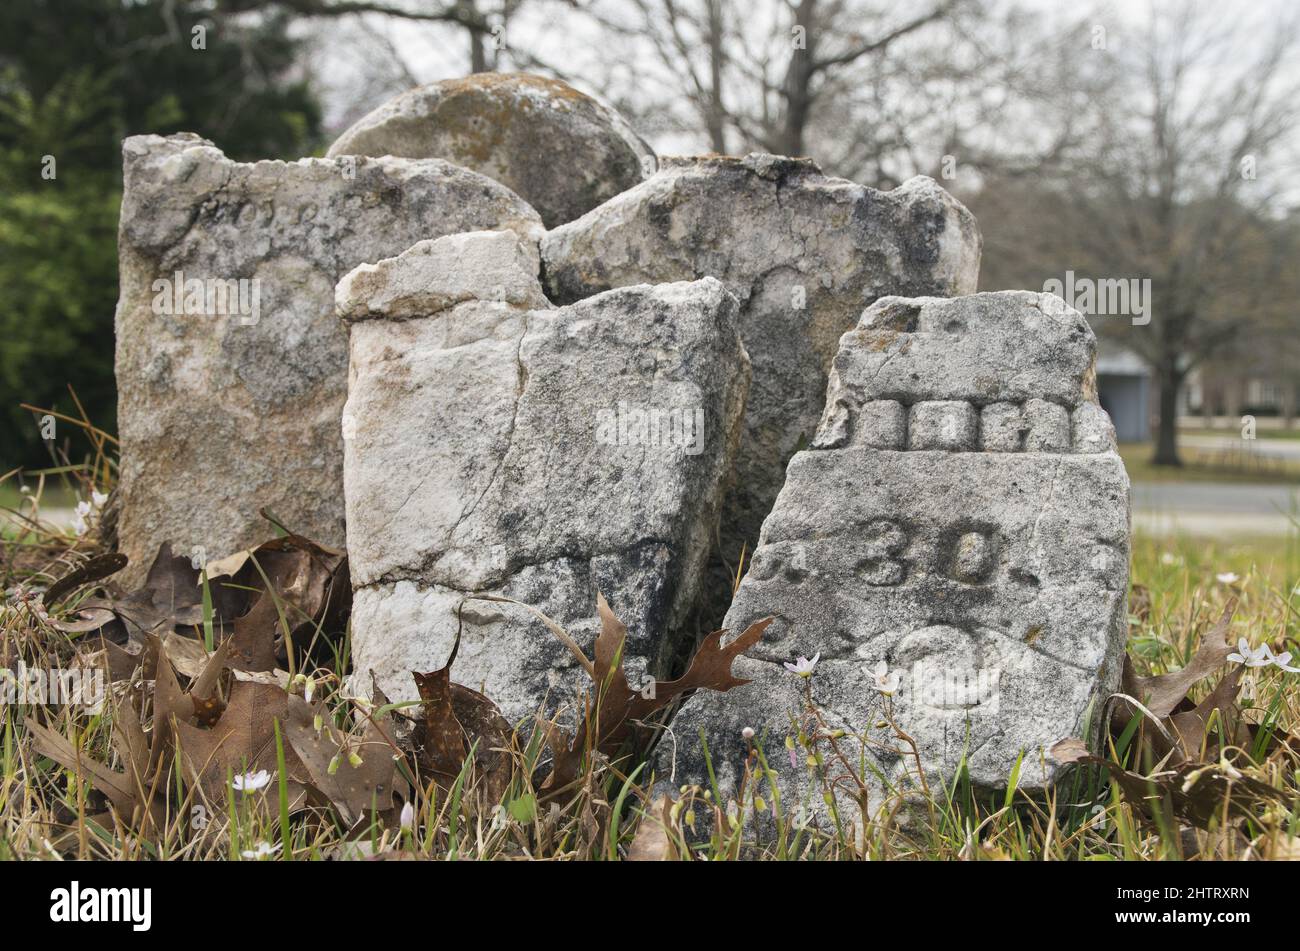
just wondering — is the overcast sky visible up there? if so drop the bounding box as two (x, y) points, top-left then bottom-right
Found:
(298, 0), (1299, 198)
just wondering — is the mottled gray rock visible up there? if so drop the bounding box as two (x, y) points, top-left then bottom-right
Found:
(541, 154), (981, 623)
(661, 292), (1129, 820)
(341, 231), (750, 720)
(328, 73), (654, 228)
(114, 133), (543, 585)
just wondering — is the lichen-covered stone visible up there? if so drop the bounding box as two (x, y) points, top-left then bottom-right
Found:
(340, 231), (750, 720)
(661, 292), (1129, 818)
(327, 73), (654, 228)
(541, 154), (981, 623)
(114, 133), (543, 585)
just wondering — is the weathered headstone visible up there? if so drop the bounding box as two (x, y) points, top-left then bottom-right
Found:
(114, 133), (543, 586)
(541, 154), (982, 622)
(661, 292), (1130, 815)
(339, 230), (750, 720)
(327, 73), (654, 228)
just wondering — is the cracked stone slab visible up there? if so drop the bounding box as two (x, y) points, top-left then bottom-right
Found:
(661, 291), (1129, 817)
(113, 133), (543, 586)
(340, 231), (750, 720)
(541, 154), (981, 622)
(328, 73), (654, 228)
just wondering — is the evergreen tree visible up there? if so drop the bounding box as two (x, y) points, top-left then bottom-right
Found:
(0, 0), (322, 468)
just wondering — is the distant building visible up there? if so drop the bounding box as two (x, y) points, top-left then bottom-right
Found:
(1095, 342), (1152, 442)
(1089, 340), (1298, 441)
(1183, 362), (1298, 424)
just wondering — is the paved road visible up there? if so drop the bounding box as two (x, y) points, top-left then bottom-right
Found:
(1131, 481), (1299, 537)
(11, 483), (1300, 539)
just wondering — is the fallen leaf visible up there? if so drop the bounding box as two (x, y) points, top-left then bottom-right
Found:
(42, 553), (128, 606)
(26, 717), (142, 822)
(51, 605), (119, 635)
(412, 665), (467, 783)
(449, 684), (513, 805)
(1122, 599), (1238, 719)
(160, 631), (211, 679)
(625, 795), (675, 860)
(284, 694), (401, 823)
(1050, 735), (1284, 829)
(60, 536), (349, 677)
(532, 593), (772, 792)
(224, 535), (350, 672)
(26, 686), (168, 836)
(173, 679), (308, 801)
(1168, 665), (1250, 762)
(407, 614), (514, 802)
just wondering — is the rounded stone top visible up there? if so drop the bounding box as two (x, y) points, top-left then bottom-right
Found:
(327, 72), (655, 228)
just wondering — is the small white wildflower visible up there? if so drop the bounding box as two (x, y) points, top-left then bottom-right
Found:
(240, 841), (281, 860)
(1161, 552), (1182, 566)
(741, 726), (755, 741)
(231, 769), (272, 793)
(399, 801), (415, 831)
(1216, 572), (1240, 585)
(91, 489), (108, 508)
(1227, 638), (1272, 668)
(1268, 648), (1300, 674)
(71, 513), (89, 537)
(783, 653), (819, 678)
(871, 660), (900, 695)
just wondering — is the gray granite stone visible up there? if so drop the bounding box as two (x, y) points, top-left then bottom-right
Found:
(542, 155), (981, 623)
(340, 231), (750, 720)
(661, 291), (1130, 820)
(113, 134), (543, 584)
(328, 73), (653, 228)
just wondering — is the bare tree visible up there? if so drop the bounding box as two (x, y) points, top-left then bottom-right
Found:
(584, 0), (971, 169)
(219, 0), (549, 78)
(971, 1), (1300, 466)
(255, 0), (1300, 474)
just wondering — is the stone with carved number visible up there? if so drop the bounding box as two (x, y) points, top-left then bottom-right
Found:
(113, 133), (543, 585)
(660, 291), (1130, 817)
(542, 154), (982, 625)
(340, 230), (750, 720)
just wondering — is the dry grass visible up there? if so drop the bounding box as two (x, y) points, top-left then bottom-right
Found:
(2, 444), (1299, 860)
